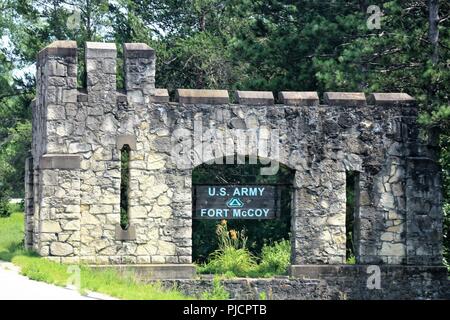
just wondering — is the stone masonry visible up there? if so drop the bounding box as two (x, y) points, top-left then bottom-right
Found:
(25, 41), (447, 294)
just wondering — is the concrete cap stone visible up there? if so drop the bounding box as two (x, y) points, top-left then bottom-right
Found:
(324, 92), (367, 106)
(151, 88), (170, 103)
(124, 43), (155, 59)
(279, 91), (319, 106)
(86, 42), (117, 58)
(117, 135), (137, 151)
(115, 225), (136, 241)
(236, 91), (274, 105)
(40, 154), (81, 169)
(176, 89), (229, 104)
(38, 40), (77, 60)
(368, 93), (415, 106)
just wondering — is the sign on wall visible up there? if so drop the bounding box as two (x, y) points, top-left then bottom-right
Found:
(193, 185), (279, 219)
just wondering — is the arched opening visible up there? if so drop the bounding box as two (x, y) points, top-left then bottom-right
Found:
(192, 155), (295, 275)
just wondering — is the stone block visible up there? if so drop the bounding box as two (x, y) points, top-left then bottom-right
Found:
(117, 135), (137, 151)
(176, 89), (229, 104)
(124, 43), (155, 59)
(236, 90), (274, 105)
(324, 92), (367, 106)
(90, 264), (197, 279)
(151, 88), (170, 103)
(115, 225), (137, 241)
(85, 42), (117, 58)
(38, 40), (77, 61)
(279, 91), (319, 106)
(367, 93), (415, 106)
(50, 242), (74, 256)
(40, 154), (81, 169)
(41, 221), (62, 233)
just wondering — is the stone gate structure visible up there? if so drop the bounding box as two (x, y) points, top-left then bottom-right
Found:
(25, 40), (448, 298)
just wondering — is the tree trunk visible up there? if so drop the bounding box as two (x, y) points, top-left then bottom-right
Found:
(428, 0), (440, 64)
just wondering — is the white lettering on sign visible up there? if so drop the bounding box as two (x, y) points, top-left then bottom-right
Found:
(232, 187), (265, 196)
(207, 187), (227, 196)
(195, 185), (277, 220)
(200, 208), (230, 218)
(232, 208), (270, 218)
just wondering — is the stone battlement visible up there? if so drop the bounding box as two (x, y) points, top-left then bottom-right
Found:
(25, 40), (446, 294)
(36, 40), (416, 107)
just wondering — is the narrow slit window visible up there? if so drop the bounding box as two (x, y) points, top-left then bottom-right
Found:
(345, 171), (359, 264)
(120, 144), (131, 230)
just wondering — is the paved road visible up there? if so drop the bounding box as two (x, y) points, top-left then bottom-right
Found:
(0, 261), (113, 300)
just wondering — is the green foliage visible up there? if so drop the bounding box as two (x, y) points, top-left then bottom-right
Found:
(258, 240), (290, 276)
(441, 135), (450, 271)
(346, 255), (356, 265)
(0, 187), (11, 217)
(0, 212), (26, 261)
(258, 291), (267, 300)
(200, 276), (230, 300)
(192, 158), (294, 262)
(198, 222), (291, 277)
(0, 121), (31, 198)
(200, 247), (258, 277)
(0, 212), (193, 300)
(215, 220), (247, 250)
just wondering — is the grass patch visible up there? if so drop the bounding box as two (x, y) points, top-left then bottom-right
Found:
(0, 212), (194, 300)
(197, 220), (291, 278)
(0, 212), (26, 261)
(198, 239), (291, 278)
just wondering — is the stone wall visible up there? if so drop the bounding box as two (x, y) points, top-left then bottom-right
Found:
(155, 266), (449, 300)
(27, 41), (445, 280)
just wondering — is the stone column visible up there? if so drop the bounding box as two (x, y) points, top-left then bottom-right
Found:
(123, 43), (156, 105)
(291, 161), (347, 265)
(38, 155), (81, 263)
(36, 40), (78, 154)
(86, 42), (117, 109)
(80, 42), (121, 264)
(33, 41), (81, 262)
(405, 153), (443, 265)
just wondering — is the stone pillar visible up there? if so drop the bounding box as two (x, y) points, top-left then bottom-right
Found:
(37, 155), (82, 263)
(123, 43), (156, 105)
(405, 157), (442, 265)
(36, 40), (77, 154)
(291, 160), (347, 265)
(24, 157), (34, 249)
(80, 42), (121, 264)
(86, 42), (117, 109)
(33, 41), (81, 261)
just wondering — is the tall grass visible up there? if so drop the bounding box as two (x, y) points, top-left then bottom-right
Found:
(198, 220), (291, 277)
(0, 212), (193, 300)
(0, 212), (26, 261)
(258, 240), (291, 276)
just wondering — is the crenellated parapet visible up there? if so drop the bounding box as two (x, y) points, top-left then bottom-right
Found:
(25, 40), (444, 283)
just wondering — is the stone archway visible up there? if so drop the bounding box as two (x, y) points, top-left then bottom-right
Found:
(190, 155), (295, 264)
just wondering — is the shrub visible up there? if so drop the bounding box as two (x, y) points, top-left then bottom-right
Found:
(215, 220), (247, 250)
(198, 221), (294, 277)
(202, 246), (257, 276)
(200, 276), (230, 300)
(257, 240), (291, 275)
(0, 188), (11, 217)
(346, 255), (356, 265)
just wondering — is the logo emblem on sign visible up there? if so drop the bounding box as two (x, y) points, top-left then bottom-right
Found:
(226, 197), (244, 208)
